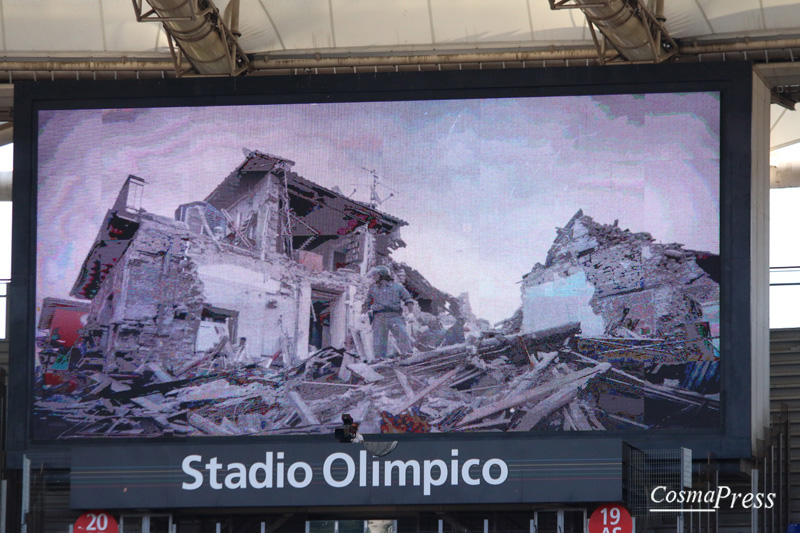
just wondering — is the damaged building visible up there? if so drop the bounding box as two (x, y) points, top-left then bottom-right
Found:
(34, 150), (475, 438)
(34, 171), (721, 438)
(520, 209), (719, 349)
(515, 210), (721, 428)
(67, 151), (418, 375)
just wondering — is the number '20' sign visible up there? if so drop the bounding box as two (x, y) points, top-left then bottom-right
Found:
(74, 511), (119, 533)
(588, 504), (632, 533)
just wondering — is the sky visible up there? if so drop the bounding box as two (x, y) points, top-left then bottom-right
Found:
(34, 93), (721, 324)
(770, 186), (800, 329)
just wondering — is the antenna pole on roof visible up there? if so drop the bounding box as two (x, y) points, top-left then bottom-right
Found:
(360, 167), (396, 208)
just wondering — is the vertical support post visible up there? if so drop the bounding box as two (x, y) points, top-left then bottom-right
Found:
(438, 519), (443, 533)
(1, 479), (6, 533)
(785, 428), (791, 533)
(764, 454), (768, 533)
(751, 468), (759, 533)
(780, 433), (785, 533)
(330, 293), (346, 349)
(484, 519), (488, 533)
(295, 282), (312, 360)
(21, 457), (30, 533)
(360, 229), (373, 276)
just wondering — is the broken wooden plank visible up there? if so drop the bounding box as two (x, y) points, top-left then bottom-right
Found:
(288, 390), (321, 425)
(392, 366), (462, 415)
(346, 362), (384, 382)
(338, 351), (353, 381)
(457, 363), (611, 427)
(130, 395), (178, 413)
(393, 367), (416, 400)
(188, 412), (234, 435)
(515, 380), (584, 431)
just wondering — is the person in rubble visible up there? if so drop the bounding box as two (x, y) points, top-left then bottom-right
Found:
(363, 265), (415, 360)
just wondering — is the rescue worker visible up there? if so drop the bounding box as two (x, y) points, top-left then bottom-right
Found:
(363, 265), (415, 359)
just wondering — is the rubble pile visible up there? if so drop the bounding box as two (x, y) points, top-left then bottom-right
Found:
(520, 209), (720, 344)
(33, 320), (719, 439)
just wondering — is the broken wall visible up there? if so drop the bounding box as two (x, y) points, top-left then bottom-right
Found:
(522, 211), (720, 344)
(521, 271), (604, 336)
(218, 169), (283, 255)
(191, 245), (292, 360)
(82, 214), (204, 373)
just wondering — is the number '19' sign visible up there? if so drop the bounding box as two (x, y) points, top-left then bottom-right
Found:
(588, 504), (632, 533)
(74, 511), (119, 533)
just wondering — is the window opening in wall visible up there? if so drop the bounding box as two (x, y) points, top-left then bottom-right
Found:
(309, 299), (331, 350)
(333, 249), (348, 270)
(196, 305), (239, 353)
(120, 516), (143, 533)
(307, 520), (336, 533)
(340, 521), (368, 533)
(120, 514), (173, 533)
(562, 510), (586, 533)
(306, 520), (396, 533)
(535, 511), (559, 533)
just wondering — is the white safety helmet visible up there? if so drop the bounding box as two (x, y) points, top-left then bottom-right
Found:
(369, 265), (393, 280)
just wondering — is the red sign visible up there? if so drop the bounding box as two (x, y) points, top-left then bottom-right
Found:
(74, 511), (118, 533)
(588, 503), (633, 533)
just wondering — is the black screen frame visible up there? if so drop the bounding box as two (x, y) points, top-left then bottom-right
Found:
(8, 61), (757, 466)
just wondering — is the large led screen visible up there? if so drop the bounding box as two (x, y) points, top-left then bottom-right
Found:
(31, 88), (721, 440)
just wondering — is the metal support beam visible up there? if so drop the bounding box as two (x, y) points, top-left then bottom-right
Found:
(549, 0), (677, 63)
(772, 90), (796, 111)
(0, 35), (798, 92)
(132, 0), (249, 76)
(0, 36), (799, 77)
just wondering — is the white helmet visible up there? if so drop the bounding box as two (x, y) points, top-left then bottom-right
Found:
(369, 265), (392, 279)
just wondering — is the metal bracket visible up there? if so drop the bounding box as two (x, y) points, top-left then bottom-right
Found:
(148, 0), (250, 77)
(131, 0), (196, 22)
(549, 0), (608, 9)
(165, 29), (249, 77)
(635, 0), (679, 63)
(557, 0), (678, 64)
(771, 89), (797, 111)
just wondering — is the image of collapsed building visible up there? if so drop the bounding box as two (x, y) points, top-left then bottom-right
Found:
(33, 150), (720, 439)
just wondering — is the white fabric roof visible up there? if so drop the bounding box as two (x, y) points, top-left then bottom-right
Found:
(0, 0), (798, 57)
